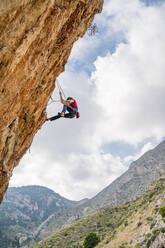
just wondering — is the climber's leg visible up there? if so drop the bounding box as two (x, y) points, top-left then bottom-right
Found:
(48, 114), (61, 121)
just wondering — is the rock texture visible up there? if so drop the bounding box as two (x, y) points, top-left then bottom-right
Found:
(103, 176), (165, 248)
(0, 0), (103, 202)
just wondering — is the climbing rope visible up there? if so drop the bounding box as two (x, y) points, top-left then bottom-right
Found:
(56, 80), (67, 99)
(47, 96), (60, 106)
(47, 80), (67, 106)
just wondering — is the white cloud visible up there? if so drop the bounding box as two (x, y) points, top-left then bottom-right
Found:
(92, 0), (165, 144)
(69, 35), (101, 65)
(123, 141), (156, 165)
(10, 148), (126, 200)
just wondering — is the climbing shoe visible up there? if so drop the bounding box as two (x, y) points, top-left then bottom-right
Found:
(59, 112), (65, 117)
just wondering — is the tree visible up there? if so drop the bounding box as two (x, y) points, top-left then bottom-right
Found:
(83, 232), (100, 248)
(87, 23), (98, 36)
(159, 205), (165, 218)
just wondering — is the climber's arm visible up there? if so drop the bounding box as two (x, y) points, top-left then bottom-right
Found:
(59, 92), (68, 105)
(59, 92), (73, 105)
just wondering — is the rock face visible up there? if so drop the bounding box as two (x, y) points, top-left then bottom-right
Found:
(0, 0), (103, 202)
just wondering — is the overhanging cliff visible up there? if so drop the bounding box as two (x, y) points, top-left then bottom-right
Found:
(0, 0), (103, 202)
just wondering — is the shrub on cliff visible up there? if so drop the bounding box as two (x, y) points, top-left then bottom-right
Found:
(159, 205), (165, 218)
(83, 232), (100, 248)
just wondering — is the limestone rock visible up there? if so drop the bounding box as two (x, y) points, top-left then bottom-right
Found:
(0, 0), (103, 202)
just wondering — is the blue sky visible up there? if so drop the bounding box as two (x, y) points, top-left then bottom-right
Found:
(142, 0), (165, 5)
(10, 0), (165, 200)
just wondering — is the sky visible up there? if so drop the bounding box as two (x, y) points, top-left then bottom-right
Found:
(9, 0), (165, 201)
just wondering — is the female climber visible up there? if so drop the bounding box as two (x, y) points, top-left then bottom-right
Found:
(46, 92), (80, 121)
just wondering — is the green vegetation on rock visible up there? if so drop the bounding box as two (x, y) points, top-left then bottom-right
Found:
(31, 176), (165, 248)
(159, 205), (165, 218)
(83, 232), (100, 248)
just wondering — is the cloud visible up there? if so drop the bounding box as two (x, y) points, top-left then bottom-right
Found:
(92, 0), (165, 144)
(10, 148), (126, 200)
(123, 141), (156, 165)
(69, 35), (101, 67)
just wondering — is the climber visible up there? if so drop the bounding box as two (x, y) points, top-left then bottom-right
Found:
(46, 92), (80, 121)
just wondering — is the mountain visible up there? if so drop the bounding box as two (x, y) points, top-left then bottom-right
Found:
(0, 185), (85, 248)
(36, 140), (165, 238)
(31, 175), (165, 248)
